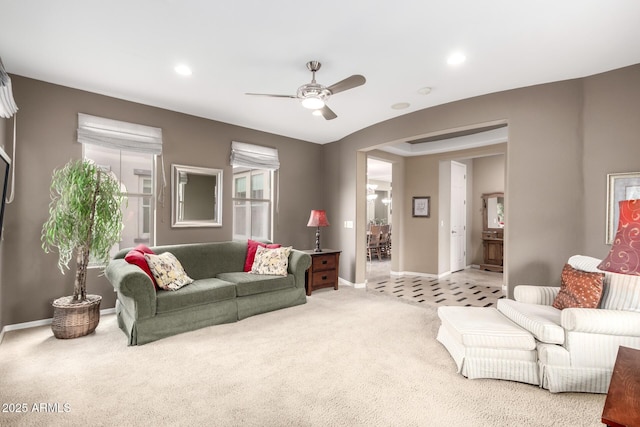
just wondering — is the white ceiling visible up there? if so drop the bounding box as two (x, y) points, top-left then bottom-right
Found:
(1, 1), (639, 145)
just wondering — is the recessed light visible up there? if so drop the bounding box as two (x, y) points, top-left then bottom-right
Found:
(391, 102), (410, 110)
(174, 64), (192, 76)
(418, 87), (432, 95)
(447, 52), (466, 66)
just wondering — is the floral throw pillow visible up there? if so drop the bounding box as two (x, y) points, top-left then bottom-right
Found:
(144, 252), (194, 291)
(552, 263), (604, 310)
(250, 246), (292, 276)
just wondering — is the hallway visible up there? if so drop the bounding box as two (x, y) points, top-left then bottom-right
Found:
(365, 260), (504, 308)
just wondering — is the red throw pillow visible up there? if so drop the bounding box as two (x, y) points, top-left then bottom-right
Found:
(124, 244), (158, 289)
(552, 264), (604, 310)
(244, 239), (281, 272)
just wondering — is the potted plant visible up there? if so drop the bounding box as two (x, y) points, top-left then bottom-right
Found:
(42, 159), (125, 339)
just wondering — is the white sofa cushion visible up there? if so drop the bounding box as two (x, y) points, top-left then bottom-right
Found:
(497, 299), (564, 344)
(600, 271), (640, 312)
(514, 285), (559, 306)
(437, 306), (535, 350)
(567, 255), (604, 273)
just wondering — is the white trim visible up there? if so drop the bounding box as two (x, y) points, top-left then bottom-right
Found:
(0, 307), (116, 345)
(338, 277), (367, 289)
(394, 270), (442, 279)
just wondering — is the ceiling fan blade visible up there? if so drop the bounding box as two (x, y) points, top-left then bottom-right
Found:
(319, 105), (337, 120)
(245, 93), (297, 99)
(327, 75), (366, 95)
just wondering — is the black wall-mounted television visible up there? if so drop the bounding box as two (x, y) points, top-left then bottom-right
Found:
(0, 146), (10, 241)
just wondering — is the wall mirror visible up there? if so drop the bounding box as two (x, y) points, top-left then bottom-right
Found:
(171, 164), (223, 228)
(482, 192), (504, 230)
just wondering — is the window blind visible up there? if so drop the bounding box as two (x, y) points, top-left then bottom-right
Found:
(0, 57), (18, 119)
(230, 141), (280, 171)
(77, 113), (162, 154)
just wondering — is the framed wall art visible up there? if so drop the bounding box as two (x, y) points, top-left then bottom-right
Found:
(412, 196), (430, 218)
(605, 172), (640, 244)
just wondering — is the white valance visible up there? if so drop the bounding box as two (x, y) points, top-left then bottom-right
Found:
(77, 113), (162, 155)
(230, 141), (280, 171)
(0, 57), (18, 119)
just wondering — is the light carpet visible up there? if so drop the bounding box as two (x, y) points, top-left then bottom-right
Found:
(0, 287), (605, 426)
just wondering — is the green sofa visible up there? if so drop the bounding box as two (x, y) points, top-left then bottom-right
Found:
(105, 241), (312, 345)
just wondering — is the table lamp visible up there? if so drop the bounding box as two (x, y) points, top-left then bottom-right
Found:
(307, 210), (330, 252)
(599, 199), (640, 275)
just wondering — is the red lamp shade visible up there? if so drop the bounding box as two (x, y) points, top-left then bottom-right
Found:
(598, 199), (640, 275)
(307, 210), (330, 228)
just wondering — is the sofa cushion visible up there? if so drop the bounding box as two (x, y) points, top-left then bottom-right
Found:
(567, 255), (604, 273)
(149, 241), (248, 280)
(124, 244), (158, 289)
(244, 239), (281, 272)
(250, 246), (292, 276)
(437, 306), (536, 350)
(497, 299), (564, 344)
(600, 271), (640, 312)
(155, 278), (236, 314)
(145, 252), (194, 291)
(552, 264), (604, 310)
(217, 272), (295, 297)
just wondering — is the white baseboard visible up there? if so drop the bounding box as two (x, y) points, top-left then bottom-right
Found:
(0, 307), (116, 345)
(394, 270), (441, 279)
(338, 277), (367, 289)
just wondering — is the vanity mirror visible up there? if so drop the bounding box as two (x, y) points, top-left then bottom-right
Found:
(481, 192), (504, 272)
(171, 164), (223, 228)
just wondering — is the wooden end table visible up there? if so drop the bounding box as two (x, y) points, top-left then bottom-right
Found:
(303, 249), (341, 296)
(601, 346), (640, 427)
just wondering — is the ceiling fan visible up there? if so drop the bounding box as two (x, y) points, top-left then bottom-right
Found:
(245, 61), (366, 120)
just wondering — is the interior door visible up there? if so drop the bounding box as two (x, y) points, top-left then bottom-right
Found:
(450, 161), (467, 272)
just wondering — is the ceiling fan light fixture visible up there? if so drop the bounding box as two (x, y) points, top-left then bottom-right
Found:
(301, 96), (325, 110)
(312, 109), (323, 117)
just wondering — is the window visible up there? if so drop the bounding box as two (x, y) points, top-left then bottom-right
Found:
(83, 144), (156, 256)
(229, 141), (279, 241)
(232, 168), (272, 241)
(77, 113), (163, 263)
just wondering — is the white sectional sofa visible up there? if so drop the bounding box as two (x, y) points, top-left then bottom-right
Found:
(437, 255), (640, 393)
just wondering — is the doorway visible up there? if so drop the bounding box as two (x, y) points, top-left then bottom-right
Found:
(450, 161), (467, 273)
(366, 157), (392, 280)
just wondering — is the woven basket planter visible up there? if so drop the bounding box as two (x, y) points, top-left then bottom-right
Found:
(51, 294), (102, 339)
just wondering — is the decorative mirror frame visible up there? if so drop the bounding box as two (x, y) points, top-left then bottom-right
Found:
(482, 192), (504, 231)
(171, 164), (223, 228)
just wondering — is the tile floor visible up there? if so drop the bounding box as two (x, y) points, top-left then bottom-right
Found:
(365, 259), (504, 308)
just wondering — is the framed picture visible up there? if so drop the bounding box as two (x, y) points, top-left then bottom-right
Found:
(412, 196), (430, 218)
(606, 172), (640, 244)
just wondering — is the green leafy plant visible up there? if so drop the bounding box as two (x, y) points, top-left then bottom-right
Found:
(42, 159), (125, 302)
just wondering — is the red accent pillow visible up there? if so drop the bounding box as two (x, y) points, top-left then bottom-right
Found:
(244, 239), (281, 272)
(552, 264), (604, 310)
(124, 244), (158, 289)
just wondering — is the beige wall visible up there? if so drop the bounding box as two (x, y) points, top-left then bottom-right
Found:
(582, 65), (640, 256)
(0, 75), (322, 326)
(403, 144), (506, 276)
(324, 64), (640, 294)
